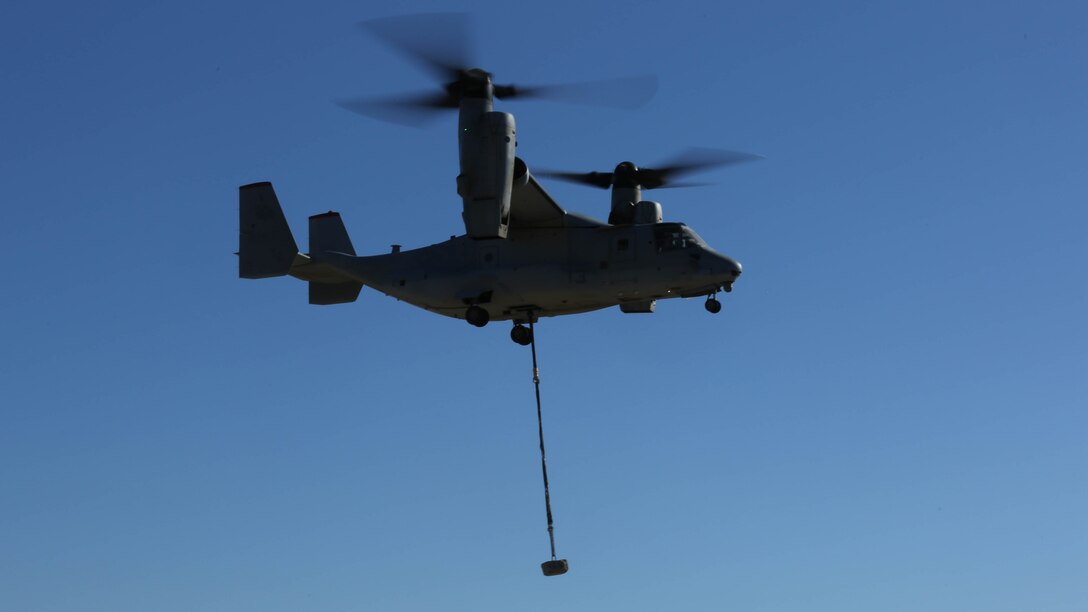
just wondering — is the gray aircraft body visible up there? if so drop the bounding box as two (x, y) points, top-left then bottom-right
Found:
(239, 174), (741, 331)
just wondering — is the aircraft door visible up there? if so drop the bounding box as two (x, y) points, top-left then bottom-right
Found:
(608, 229), (638, 287)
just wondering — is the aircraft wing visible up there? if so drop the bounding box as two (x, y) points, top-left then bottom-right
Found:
(509, 170), (566, 228)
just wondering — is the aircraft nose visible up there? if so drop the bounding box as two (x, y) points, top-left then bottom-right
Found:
(719, 255), (742, 279)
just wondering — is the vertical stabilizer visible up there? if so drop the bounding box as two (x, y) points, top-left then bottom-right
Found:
(239, 182), (299, 278)
(309, 212), (356, 256)
(306, 211), (363, 304)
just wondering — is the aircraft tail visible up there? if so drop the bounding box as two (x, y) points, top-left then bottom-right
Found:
(239, 182), (299, 278)
(238, 182), (363, 305)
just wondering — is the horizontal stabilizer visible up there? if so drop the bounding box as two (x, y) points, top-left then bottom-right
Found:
(310, 281), (363, 305)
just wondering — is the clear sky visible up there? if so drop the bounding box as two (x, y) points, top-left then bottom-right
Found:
(2, 1), (1086, 610)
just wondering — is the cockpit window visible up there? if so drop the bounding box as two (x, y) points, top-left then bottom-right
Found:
(683, 227), (705, 247)
(654, 225), (702, 251)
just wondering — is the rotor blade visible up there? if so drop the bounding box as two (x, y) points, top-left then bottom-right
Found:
(534, 170), (615, 189)
(536, 148), (763, 191)
(359, 12), (474, 82)
(647, 148), (764, 177)
(638, 148), (764, 188)
(336, 92), (457, 127)
(497, 75), (659, 109)
(648, 181), (714, 189)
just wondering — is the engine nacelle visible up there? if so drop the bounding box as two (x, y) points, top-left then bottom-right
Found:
(633, 200), (663, 224)
(609, 186), (639, 225)
(458, 111), (516, 239)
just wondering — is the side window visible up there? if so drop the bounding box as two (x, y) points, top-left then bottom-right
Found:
(654, 228), (668, 252)
(653, 227), (687, 251)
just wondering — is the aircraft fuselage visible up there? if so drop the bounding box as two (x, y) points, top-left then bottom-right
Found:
(296, 216), (742, 322)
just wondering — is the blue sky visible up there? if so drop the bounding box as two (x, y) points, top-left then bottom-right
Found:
(2, 1), (1086, 610)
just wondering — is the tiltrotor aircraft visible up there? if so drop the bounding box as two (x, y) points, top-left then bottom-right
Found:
(238, 14), (751, 346)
